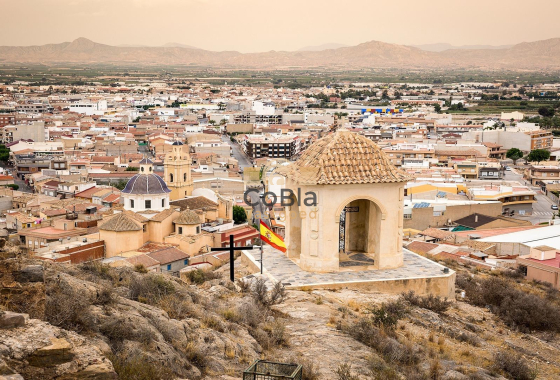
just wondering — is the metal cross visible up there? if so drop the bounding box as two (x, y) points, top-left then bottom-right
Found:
(211, 234), (252, 282)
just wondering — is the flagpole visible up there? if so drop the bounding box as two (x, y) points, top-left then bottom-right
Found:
(260, 219), (263, 275)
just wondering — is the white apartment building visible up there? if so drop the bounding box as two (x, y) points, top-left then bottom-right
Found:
(69, 100), (108, 115)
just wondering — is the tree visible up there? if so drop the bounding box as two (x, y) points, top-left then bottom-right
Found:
(0, 144), (9, 162)
(506, 148), (523, 164)
(434, 104), (442, 113)
(114, 180), (128, 191)
(527, 149), (551, 164)
(233, 206), (247, 224)
(538, 107), (555, 118)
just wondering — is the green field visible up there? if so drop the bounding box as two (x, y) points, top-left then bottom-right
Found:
(1, 64), (560, 87)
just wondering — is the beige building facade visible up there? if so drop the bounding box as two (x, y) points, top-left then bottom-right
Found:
(164, 142), (194, 200)
(279, 129), (411, 273)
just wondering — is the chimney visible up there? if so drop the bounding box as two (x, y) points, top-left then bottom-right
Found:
(475, 214), (478, 223)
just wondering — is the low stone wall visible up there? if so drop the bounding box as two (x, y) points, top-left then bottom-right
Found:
(290, 274), (456, 299)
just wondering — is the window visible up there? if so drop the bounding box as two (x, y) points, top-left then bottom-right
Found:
(166, 264), (171, 271)
(178, 227), (183, 234)
(183, 259), (189, 265)
(196, 226), (200, 234)
(142, 224), (146, 232)
(145, 200), (151, 209)
(130, 199), (135, 208)
(169, 173), (174, 183)
(162, 198), (165, 208)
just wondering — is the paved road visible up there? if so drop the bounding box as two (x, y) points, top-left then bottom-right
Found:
(222, 135), (252, 168)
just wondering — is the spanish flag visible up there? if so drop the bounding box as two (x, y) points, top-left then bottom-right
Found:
(260, 220), (287, 253)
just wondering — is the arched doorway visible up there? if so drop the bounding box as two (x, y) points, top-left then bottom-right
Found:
(338, 198), (381, 269)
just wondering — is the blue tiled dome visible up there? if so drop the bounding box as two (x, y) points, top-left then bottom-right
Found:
(122, 174), (171, 194)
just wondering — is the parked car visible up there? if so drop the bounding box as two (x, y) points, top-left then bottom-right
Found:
(552, 204), (558, 210)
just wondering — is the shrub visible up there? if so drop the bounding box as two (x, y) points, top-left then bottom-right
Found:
(300, 357), (321, 380)
(459, 276), (560, 332)
(94, 285), (115, 306)
(263, 319), (289, 347)
(157, 293), (195, 320)
(45, 282), (95, 332)
(236, 299), (266, 328)
(335, 363), (360, 380)
(401, 291), (452, 314)
(345, 318), (420, 366)
(250, 278), (286, 308)
(493, 350), (537, 380)
(183, 269), (221, 284)
(80, 260), (113, 280)
(368, 299), (408, 330)
(128, 273), (176, 304)
(134, 264), (148, 273)
(184, 341), (208, 369)
(201, 315), (225, 332)
(251, 319), (289, 351)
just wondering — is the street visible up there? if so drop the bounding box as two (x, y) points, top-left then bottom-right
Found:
(222, 135), (252, 168)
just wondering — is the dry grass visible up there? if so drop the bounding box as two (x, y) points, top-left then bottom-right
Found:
(347, 299), (361, 312)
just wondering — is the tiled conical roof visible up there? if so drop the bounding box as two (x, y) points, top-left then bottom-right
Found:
(278, 129), (412, 185)
(99, 212), (142, 232)
(173, 208), (201, 225)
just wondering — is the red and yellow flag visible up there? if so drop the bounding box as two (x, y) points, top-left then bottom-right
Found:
(260, 220), (287, 253)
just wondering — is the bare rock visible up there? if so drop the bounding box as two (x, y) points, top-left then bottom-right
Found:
(14, 265), (44, 283)
(27, 338), (74, 367)
(0, 312), (26, 329)
(57, 362), (118, 380)
(442, 370), (469, 380)
(0, 374), (24, 380)
(0, 318), (117, 379)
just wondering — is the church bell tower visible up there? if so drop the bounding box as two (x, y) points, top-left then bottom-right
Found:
(164, 141), (193, 200)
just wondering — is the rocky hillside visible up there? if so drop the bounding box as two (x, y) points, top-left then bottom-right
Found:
(1, 37), (560, 70)
(2, 243), (560, 379)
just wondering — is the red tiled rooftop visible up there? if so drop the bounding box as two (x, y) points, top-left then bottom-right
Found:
(453, 225), (542, 238)
(524, 253), (560, 268)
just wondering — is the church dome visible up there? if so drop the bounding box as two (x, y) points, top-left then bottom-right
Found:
(122, 173), (171, 195)
(278, 129), (412, 185)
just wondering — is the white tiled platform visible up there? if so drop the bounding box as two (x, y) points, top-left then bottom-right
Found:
(241, 246), (455, 297)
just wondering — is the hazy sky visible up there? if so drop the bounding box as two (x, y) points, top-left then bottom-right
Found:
(2, 0), (560, 52)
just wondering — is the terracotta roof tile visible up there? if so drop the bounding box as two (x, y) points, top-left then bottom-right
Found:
(99, 212), (142, 232)
(170, 196), (218, 211)
(277, 129), (412, 185)
(174, 208), (201, 225)
(420, 228), (454, 240)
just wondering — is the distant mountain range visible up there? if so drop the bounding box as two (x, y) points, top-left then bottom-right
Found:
(1, 37), (559, 70)
(297, 43), (350, 51)
(411, 43), (513, 52)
